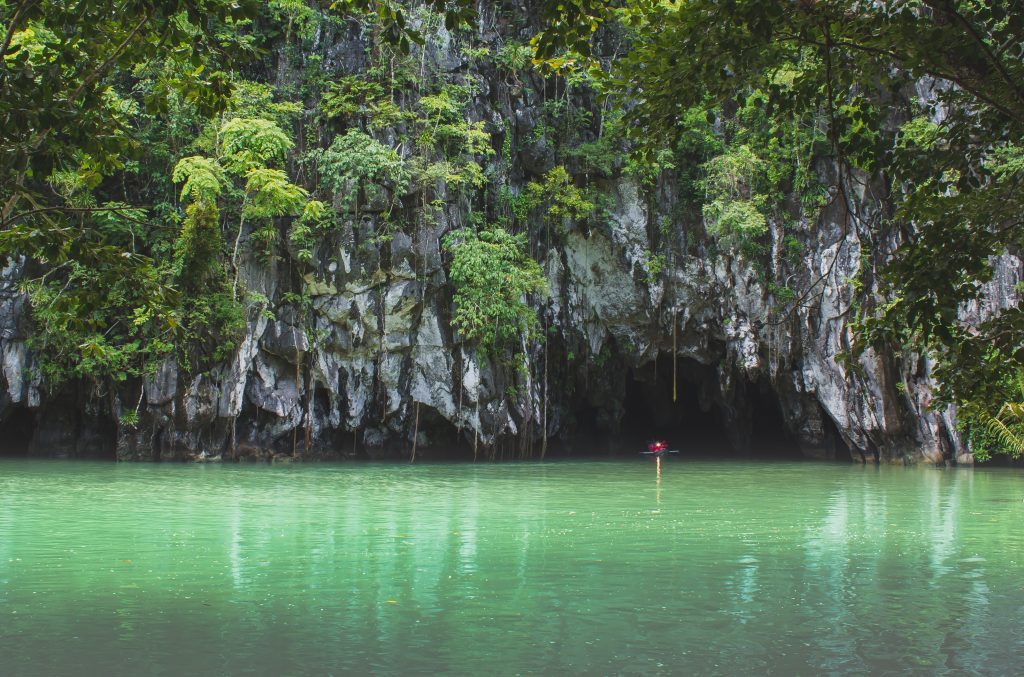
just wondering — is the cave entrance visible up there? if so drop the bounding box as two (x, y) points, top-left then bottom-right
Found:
(0, 406), (36, 457)
(620, 358), (732, 456)
(619, 356), (801, 458)
(408, 404), (475, 461)
(745, 379), (803, 459)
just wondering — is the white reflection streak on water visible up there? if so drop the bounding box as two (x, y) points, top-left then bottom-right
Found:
(341, 483), (363, 606)
(926, 470), (957, 582)
(375, 478), (400, 647)
(0, 485), (13, 619)
(410, 478), (445, 613)
(229, 497), (243, 589)
(458, 473), (479, 576)
(807, 482), (862, 672)
(738, 556), (758, 607)
(516, 518), (530, 587)
(0, 484), (11, 578)
(515, 471), (542, 586)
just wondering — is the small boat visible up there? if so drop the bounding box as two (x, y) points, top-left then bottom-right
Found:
(641, 440), (679, 458)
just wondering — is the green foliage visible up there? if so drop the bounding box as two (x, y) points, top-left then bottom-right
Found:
(315, 129), (409, 212)
(702, 145), (763, 203)
(702, 200), (767, 259)
(25, 256), (176, 385)
(418, 88), (492, 156)
(979, 411), (1024, 461)
(0, 4), (311, 391)
(220, 117), (294, 175)
(641, 250), (665, 286)
(782, 235), (804, 266)
(524, 166), (594, 235)
(495, 41), (533, 74)
(567, 137), (620, 178)
(699, 144), (771, 253)
(173, 202), (224, 284)
(767, 283), (797, 305)
(289, 199), (332, 264)
(243, 168), (308, 220)
(411, 85), (493, 193)
(443, 226), (548, 356)
(269, 0), (320, 42)
(498, 186), (532, 224)
(959, 371), (1024, 461)
(319, 76), (387, 121)
(624, 146), (675, 189)
(243, 168), (309, 258)
(1, 0), (254, 228)
(333, 0), (478, 54)
(119, 410), (140, 428)
(224, 81), (303, 127)
(172, 156), (226, 204)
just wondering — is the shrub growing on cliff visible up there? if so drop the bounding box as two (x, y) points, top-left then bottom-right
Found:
(443, 226), (548, 356)
(25, 254), (176, 385)
(173, 114), (311, 286)
(313, 129), (409, 214)
(524, 166), (594, 238)
(243, 167), (309, 260)
(700, 145), (771, 259)
(411, 85), (494, 195)
(318, 77), (393, 124)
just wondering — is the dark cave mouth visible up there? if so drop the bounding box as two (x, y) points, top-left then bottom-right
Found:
(0, 406), (36, 457)
(573, 356), (803, 459)
(0, 399), (118, 460)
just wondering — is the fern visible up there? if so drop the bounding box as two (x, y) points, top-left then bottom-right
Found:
(243, 168), (308, 220)
(220, 118), (294, 175)
(172, 156), (225, 204)
(973, 371), (1024, 460)
(979, 411), (1024, 459)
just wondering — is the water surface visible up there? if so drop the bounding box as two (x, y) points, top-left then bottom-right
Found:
(1, 459), (1022, 674)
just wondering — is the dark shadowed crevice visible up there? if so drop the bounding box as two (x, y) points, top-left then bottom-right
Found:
(312, 384), (332, 422)
(0, 406), (35, 457)
(76, 414), (118, 461)
(819, 410), (853, 462)
(745, 381), (803, 459)
(409, 405), (475, 461)
(558, 404), (617, 456)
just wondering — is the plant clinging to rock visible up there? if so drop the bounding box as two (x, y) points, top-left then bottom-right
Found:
(443, 226), (548, 357)
(314, 129), (409, 213)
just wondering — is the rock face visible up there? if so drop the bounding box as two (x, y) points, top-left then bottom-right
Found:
(0, 10), (1012, 463)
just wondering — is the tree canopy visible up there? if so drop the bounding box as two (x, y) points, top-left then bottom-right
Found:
(647, 1), (1022, 442)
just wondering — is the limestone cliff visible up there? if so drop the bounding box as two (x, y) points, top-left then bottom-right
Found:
(1, 6), (1013, 463)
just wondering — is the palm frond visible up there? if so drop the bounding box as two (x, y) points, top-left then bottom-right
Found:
(979, 411), (1024, 459)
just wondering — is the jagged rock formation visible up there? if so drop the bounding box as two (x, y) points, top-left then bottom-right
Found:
(1, 7), (1012, 463)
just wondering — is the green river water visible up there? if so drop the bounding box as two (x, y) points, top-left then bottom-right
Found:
(1, 458), (1022, 675)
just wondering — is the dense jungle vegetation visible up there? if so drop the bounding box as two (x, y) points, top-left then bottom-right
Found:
(1, 0), (1022, 459)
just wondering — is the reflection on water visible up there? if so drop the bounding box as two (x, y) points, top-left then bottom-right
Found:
(1, 460), (1023, 674)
